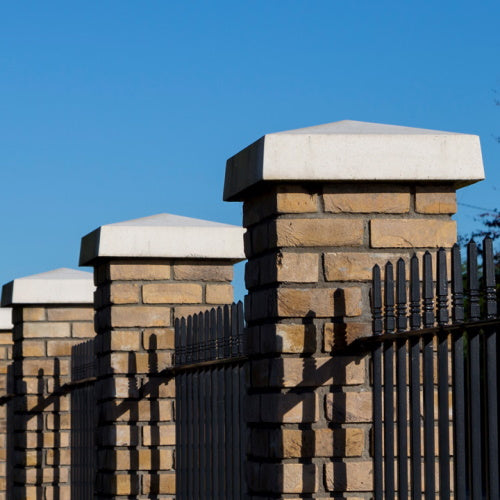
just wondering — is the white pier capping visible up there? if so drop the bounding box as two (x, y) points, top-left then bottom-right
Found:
(79, 213), (246, 265)
(223, 120), (485, 201)
(1, 268), (94, 306)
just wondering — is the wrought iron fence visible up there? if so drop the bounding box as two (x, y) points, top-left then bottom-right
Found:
(361, 239), (499, 499)
(70, 339), (97, 500)
(174, 302), (247, 500)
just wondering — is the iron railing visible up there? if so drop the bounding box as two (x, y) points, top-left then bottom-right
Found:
(361, 239), (499, 499)
(174, 302), (247, 500)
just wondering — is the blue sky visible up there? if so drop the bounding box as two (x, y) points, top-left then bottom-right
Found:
(0, 1), (498, 300)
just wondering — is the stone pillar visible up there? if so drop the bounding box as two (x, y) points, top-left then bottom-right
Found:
(1, 268), (95, 500)
(224, 120), (484, 497)
(0, 308), (12, 498)
(79, 213), (244, 499)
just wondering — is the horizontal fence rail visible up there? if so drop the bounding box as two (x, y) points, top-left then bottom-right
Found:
(174, 302), (247, 500)
(365, 239), (499, 500)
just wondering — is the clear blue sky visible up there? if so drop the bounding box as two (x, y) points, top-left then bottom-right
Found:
(1, 1), (498, 300)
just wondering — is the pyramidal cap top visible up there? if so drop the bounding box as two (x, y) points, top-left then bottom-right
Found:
(79, 213), (246, 266)
(223, 120), (485, 201)
(1, 268), (95, 306)
(0, 308), (12, 330)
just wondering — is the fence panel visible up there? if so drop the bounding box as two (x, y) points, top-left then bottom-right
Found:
(175, 302), (247, 500)
(70, 339), (96, 500)
(366, 239), (499, 499)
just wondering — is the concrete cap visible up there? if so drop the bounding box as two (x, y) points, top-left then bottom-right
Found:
(1, 268), (94, 306)
(0, 308), (12, 330)
(223, 120), (485, 201)
(79, 213), (246, 266)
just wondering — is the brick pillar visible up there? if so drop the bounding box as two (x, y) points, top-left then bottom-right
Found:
(79, 213), (244, 499)
(0, 308), (12, 497)
(224, 120), (484, 497)
(0, 268), (95, 500)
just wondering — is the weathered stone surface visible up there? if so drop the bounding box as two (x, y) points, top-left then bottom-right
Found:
(370, 219), (456, 248)
(275, 219), (364, 247)
(323, 185), (410, 213)
(276, 187), (319, 213)
(109, 283), (141, 304)
(325, 391), (372, 423)
(111, 306), (170, 327)
(109, 261), (172, 281)
(324, 322), (371, 350)
(260, 392), (318, 423)
(142, 283), (202, 304)
(343, 287), (363, 317)
(324, 461), (373, 491)
(258, 463), (317, 493)
(415, 186), (457, 214)
(205, 284), (233, 304)
(173, 263), (233, 281)
(276, 252), (319, 283)
(72, 322), (95, 338)
(260, 323), (316, 354)
(142, 473), (176, 494)
(324, 252), (398, 281)
(265, 357), (365, 387)
(46, 307), (94, 321)
(277, 288), (334, 317)
(23, 322), (71, 338)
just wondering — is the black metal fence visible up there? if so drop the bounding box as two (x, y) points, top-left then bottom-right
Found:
(174, 302), (247, 500)
(364, 239), (499, 499)
(70, 339), (96, 500)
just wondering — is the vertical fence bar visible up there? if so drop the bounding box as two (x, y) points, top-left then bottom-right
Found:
(237, 301), (246, 498)
(467, 240), (483, 500)
(223, 305), (234, 497)
(408, 254), (422, 500)
(232, 303), (242, 497)
(186, 316), (194, 499)
(436, 248), (450, 498)
(484, 237), (499, 499)
(209, 308), (219, 497)
(422, 251), (435, 499)
(197, 313), (207, 499)
(384, 262), (395, 500)
(451, 244), (467, 500)
(396, 258), (408, 500)
(192, 314), (200, 500)
(372, 264), (383, 500)
(216, 307), (226, 497)
(204, 310), (213, 499)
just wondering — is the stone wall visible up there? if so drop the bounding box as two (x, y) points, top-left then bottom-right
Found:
(92, 258), (237, 498)
(10, 304), (94, 500)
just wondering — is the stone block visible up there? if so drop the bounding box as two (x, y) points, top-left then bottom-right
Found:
(142, 473), (176, 494)
(20, 308), (46, 322)
(72, 322), (95, 338)
(46, 307), (94, 321)
(323, 185), (410, 213)
(258, 463), (317, 493)
(21, 340), (46, 357)
(274, 219), (364, 247)
(143, 283), (203, 304)
(324, 322), (371, 350)
(111, 306), (171, 327)
(343, 287), (363, 317)
(109, 261), (172, 281)
(324, 461), (373, 491)
(205, 283), (233, 304)
(415, 186), (457, 214)
(142, 424), (176, 446)
(23, 322), (71, 339)
(142, 328), (175, 350)
(260, 392), (318, 423)
(276, 252), (319, 283)
(47, 339), (85, 357)
(276, 288), (334, 317)
(325, 391), (372, 423)
(109, 283), (141, 304)
(173, 262), (233, 281)
(324, 252), (397, 281)
(260, 323), (316, 354)
(370, 219), (456, 248)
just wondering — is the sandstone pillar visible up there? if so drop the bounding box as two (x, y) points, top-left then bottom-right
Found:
(0, 308), (12, 498)
(1, 268), (95, 499)
(79, 213), (244, 499)
(224, 120), (484, 497)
